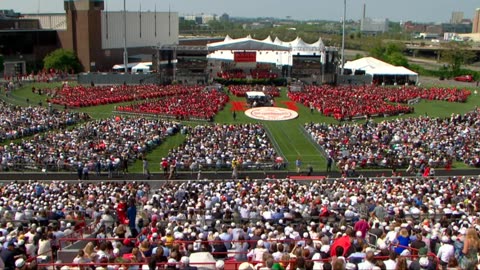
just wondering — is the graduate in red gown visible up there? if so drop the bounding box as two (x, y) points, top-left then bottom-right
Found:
(117, 198), (128, 224)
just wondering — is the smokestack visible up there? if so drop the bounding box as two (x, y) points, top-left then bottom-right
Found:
(361, 2), (366, 31)
(363, 3), (366, 20)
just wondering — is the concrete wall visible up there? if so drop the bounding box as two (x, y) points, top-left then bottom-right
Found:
(101, 12), (179, 49)
(78, 73), (160, 85)
(337, 74), (373, 85)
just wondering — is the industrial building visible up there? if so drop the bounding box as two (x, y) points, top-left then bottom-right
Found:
(0, 0), (178, 75)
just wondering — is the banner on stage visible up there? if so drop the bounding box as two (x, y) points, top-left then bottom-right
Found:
(234, 52), (256, 63)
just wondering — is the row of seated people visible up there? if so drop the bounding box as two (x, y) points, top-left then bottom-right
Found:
(250, 69), (278, 79)
(47, 84), (203, 108)
(217, 70), (247, 79)
(218, 69), (279, 80)
(0, 101), (89, 142)
(379, 85), (470, 103)
(228, 85), (280, 97)
(305, 108), (480, 169)
(115, 89), (229, 121)
(51, 175), (480, 269)
(164, 123), (277, 170)
(0, 117), (181, 173)
(4, 69), (73, 83)
(2, 172), (480, 269)
(288, 85), (471, 120)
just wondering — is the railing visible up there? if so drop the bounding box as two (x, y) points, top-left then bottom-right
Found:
(38, 241), (441, 270)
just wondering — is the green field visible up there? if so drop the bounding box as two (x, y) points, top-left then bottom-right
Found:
(2, 81), (480, 173)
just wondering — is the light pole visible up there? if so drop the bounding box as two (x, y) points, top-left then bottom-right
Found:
(123, 0), (128, 73)
(340, 0), (346, 75)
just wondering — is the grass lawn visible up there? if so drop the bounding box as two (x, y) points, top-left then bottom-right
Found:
(3, 81), (480, 173)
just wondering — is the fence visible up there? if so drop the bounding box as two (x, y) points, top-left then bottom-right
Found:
(78, 73), (160, 85)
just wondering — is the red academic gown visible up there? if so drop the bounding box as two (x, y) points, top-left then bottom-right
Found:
(117, 201), (128, 224)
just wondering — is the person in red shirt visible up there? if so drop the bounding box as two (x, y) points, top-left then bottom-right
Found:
(160, 158), (169, 176)
(353, 215), (370, 239)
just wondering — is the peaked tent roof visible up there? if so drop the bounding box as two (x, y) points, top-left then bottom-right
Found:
(290, 37), (308, 47)
(312, 37), (325, 51)
(273, 37), (284, 45)
(344, 57), (391, 71)
(207, 35), (332, 59)
(345, 57), (417, 76)
(262, 35), (273, 43)
(207, 37), (291, 51)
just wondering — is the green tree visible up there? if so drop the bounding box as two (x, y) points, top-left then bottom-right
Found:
(440, 42), (476, 76)
(366, 40), (409, 67)
(43, 49), (81, 73)
(367, 39), (387, 60)
(179, 20), (197, 33)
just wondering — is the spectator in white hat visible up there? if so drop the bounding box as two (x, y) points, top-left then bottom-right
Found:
(247, 240), (268, 262)
(179, 256), (197, 270)
(437, 235), (454, 269)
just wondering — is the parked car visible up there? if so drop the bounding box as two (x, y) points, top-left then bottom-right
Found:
(454, 74), (474, 82)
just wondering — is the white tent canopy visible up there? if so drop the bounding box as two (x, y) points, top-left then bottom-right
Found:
(364, 65), (418, 76)
(344, 57), (418, 76)
(112, 62), (138, 71)
(131, 62), (152, 73)
(207, 35), (329, 66)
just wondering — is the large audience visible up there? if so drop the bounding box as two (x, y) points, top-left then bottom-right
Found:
(47, 85), (215, 108)
(0, 102), (89, 142)
(116, 88), (229, 121)
(0, 77), (479, 269)
(2, 175), (480, 270)
(288, 85), (471, 120)
(0, 117), (181, 173)
(305, 108), (480, 171)
(4, 69), (74, 84)
(164, 123), (278, 171)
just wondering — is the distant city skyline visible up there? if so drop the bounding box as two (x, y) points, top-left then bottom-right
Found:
(0, 0), (478, 23)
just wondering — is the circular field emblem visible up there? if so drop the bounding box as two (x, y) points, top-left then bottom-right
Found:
(245, 107), (299, 121)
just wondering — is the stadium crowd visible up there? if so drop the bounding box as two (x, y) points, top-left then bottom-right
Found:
(305, 108), (480, 172)
(0, 102), (89, 142)
(1, 175), (480, 270)
(4, 69), (74, 84)
(47, 85), (211, 108)
(0, 117), (181, 173)
(288, 85), (470, 120)
(116, 89), (228, 121)
(163, 123), (278, 171)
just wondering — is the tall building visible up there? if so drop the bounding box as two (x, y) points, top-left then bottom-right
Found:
(360, 3), (388, 35)
(361, 18), (389, 34)
(1, 0), (179, 74)
(61, 0), (178, 71)
(62, 0), (104, 71)
(450, 11), (464, 24)
(473, 8), (480, 33)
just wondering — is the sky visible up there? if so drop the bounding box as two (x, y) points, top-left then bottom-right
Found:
(0, 0), (478, 23)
